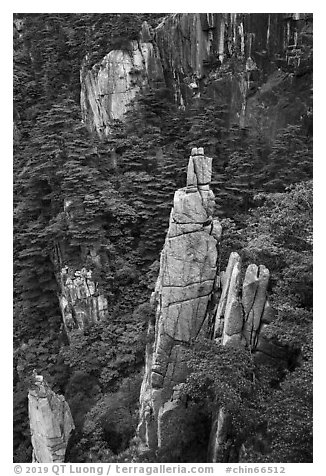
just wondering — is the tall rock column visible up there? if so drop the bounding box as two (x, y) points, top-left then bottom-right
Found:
(208, 252), (290, 462)
(138, 147), (221, 450)
(213, 252), (280, 362)
(28, 374), (74, 463)
(80, 24), (164, 138)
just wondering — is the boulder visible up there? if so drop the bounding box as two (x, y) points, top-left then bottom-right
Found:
(192, 155), (213, 185)
(186, 157), (197, 186)
(186, 148), (213, 187)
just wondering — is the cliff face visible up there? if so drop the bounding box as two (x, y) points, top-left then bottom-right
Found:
(28, 374), (74, 463)
(80, 13), (312, 138)
(58, 266), (108, 336)
(80, 23), (164, 137)
(54, 199), (108, 337)
(138, 147), (221, 449)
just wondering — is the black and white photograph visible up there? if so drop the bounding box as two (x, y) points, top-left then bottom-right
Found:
(12, 6), (314, 469)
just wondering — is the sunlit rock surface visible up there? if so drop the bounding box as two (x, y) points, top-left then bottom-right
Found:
(28, 374), (74, 463)
(59, 266), (108, 336)
(80, 26), (164, 137)
(137, 145), (292, 460)
(138, 148), (221, 449)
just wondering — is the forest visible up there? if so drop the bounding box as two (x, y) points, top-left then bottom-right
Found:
(13, 13), (313, 464)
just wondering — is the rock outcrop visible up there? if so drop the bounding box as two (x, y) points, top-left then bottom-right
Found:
(80, 23), (164, 137)
(208, 252), (292, 462)
(155, 13), (312, 131)
(59, 266), (108, 336)
(28, 374), (74, 463)
(138, 147), (221, 450)
(80, 13), (312, 139)
(137, 148), (282, 456)
(137, 153), (291, 459)
(213, 251), (286, 366)
(55, 199), (108, 337)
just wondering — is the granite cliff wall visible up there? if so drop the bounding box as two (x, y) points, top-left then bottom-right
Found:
(80, 13), (312, 138)
(53, 199), (108, 338)
(80, 22), (164, 137)
(58, 265), (108, 336)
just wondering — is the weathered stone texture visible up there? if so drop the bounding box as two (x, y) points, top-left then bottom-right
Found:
(242, 265), (270, 348)
(213, 253), (275, 355)
(59, 267), (108, 336)
(208, 407), (233, 463)
(28, 375), (74, 463)
(80, 39), (164, 137)
(209, 254), (279, 462)
(80, 14), (311, 138)
(186, 150), (213, 188)
(138, 148), (221, 449)
(137, 145), (290, 461)
(214, 252), (241, 340)
(222, 258), (243, 345)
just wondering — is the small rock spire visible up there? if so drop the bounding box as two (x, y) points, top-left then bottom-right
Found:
(28, 374), (75, 463)
(186, 146), (212, 188)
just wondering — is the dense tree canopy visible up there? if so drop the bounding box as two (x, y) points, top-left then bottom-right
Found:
(13, 13), (313, 463)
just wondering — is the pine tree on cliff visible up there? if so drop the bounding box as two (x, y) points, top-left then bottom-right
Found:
(14, 98), (140, 338)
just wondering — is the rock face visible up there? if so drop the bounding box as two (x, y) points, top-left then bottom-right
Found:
(208, 252), (288, 462)
(80, 13), (312, 138)
(28, 374), (74, 463)
(207, 407), (233, 463)
(59, 266), (108, 336)
(213, 252), (281, 364)
(155, 13), (312, 133)
(137, 146), (291, 461)
(138, 147), (221, 450)
(80, 24), (164, 137)
(54, 199), (108, 337)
